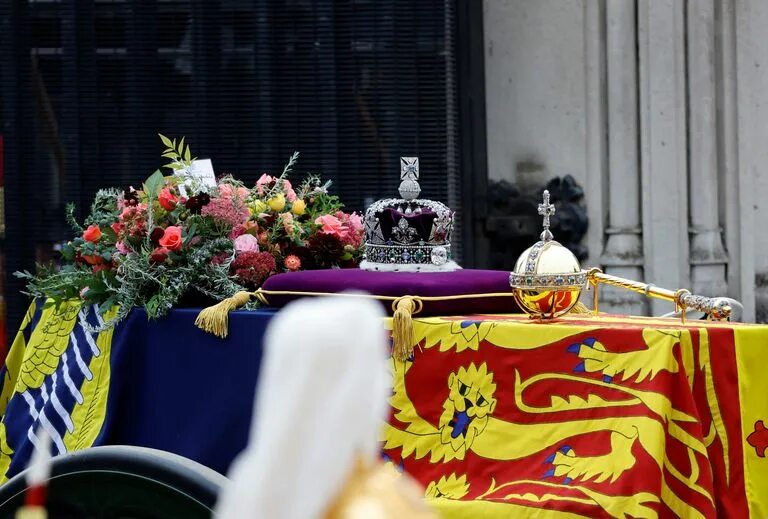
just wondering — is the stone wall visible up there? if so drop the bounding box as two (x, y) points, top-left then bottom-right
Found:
(484, 0), (768, 321)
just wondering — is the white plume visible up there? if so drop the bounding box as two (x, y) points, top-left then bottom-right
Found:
(26, 428), (53, 487)
(215, 293), (389, 519)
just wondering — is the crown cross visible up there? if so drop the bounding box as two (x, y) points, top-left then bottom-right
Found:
(538, 190), (555, 241)
(399, 157), (421, 201)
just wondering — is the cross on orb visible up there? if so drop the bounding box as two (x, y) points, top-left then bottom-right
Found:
(538, 190), (555, 241)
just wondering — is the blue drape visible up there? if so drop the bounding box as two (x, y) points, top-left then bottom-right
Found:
(103, 308), (275, 476)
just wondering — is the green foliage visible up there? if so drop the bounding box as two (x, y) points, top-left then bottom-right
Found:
(85, 188), (122, 227)
(14, 137), (362, 333)
(159, 133), (195, 171)
(65, 203), (83, 233)
(263, 152), (300, 199)
(142, 170), (165, 201)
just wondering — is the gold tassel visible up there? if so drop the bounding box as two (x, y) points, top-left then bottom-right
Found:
(194, 291), (253, 338)
(569, 301), (591, 315)
(392, 297), (418, 361)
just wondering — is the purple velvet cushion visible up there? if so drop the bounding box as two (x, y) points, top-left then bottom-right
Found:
(260, 269), (521, 316)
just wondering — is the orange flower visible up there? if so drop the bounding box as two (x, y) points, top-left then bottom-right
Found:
(83, 225), (102, 243)
(159, 226), (183, 251)
(284, 255), (301, 271)
(81, 254), (102, 265)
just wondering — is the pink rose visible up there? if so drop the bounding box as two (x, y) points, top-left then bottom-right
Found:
(314, 215), (349, 238)
(159, 226), (183, 251)
(346, 212), (363, 233)
(115, 241), (131, 254)
(256, 174), (275, 195)
(335, 212), (364, 248)
(234, 233), (260, 253)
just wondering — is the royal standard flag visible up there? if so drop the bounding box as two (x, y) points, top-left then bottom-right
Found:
(383, 314), (768, 518)
(0, 300), (117, 482)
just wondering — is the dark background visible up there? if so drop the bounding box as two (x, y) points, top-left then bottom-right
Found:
(0, 0), (490, 342)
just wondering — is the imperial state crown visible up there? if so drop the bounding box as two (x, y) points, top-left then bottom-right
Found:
(360, 157), (459, 272)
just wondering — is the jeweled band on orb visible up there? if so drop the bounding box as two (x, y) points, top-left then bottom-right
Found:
(509, 271), (588, 291)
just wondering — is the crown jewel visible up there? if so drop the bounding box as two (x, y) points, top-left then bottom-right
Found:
(509, 190), (587, 317)
(360, 157), (459, 272)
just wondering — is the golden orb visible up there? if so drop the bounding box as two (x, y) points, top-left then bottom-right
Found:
(508, 190), (588, 318)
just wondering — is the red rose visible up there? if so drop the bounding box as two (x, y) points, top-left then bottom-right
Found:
(159, 226), (183, 251)
(158, 188), (178, 211)
(83, 225), (102, 243)
(150, 247), (170, 263)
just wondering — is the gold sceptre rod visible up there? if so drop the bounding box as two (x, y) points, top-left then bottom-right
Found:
(586, 268), (732, 323)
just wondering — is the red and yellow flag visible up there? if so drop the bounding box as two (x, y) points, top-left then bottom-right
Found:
(383, 314), (768, 518)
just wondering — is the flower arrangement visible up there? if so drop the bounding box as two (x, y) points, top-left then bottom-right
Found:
(16, 135), (364, 328)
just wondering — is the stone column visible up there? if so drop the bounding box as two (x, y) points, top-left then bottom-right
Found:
(733, 0), (764, 322)
(600, 0), (646, 314)
(687, 0), (729, 297)
(638, 0), (690, 316)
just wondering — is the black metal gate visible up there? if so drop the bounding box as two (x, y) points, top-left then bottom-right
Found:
(0, 0), (489, 339)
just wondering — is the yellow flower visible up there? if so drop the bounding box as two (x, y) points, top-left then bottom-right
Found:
(291, 199), (306, 215)
(250, 200), (268, 215)
(267, 194), (286, 212)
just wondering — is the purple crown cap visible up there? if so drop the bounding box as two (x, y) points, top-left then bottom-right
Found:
(360, 157), (457, 272)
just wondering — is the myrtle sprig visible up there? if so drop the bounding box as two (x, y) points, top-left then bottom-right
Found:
(297, 174), (332, 199)
(159, 133), (195, 171)
(65, 203), (83, 233)
(263, 152), (300, 199)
